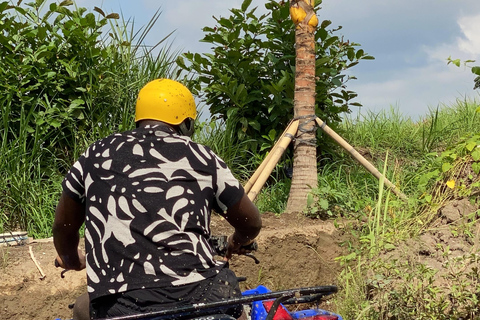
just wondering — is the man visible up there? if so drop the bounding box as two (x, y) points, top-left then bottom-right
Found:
(53, 79), (262, 319)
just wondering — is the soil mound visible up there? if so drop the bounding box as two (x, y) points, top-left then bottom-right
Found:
(0, 212), (346, 320)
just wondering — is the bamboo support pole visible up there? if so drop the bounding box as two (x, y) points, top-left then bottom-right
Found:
(315, 117), (408, 201)
(244, 120), (299, 194)
(247, 120), (299, 201)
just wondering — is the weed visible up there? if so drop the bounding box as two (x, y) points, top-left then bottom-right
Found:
(0, 247), (8, 269)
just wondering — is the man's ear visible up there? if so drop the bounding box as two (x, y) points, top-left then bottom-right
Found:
(178, 118), (195, 137)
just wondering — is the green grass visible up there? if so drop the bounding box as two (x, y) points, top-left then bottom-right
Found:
(245, 98), (480, 319)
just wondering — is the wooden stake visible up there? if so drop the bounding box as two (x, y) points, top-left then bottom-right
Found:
(247, 120), (299, 201)
(315, 117), (408, 201)
(244, 120), (299, 194)
(29, 245), (46, 280)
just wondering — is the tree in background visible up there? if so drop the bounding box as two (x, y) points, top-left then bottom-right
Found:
(178, 0), (372, 161)
(178, 0), (373, 211)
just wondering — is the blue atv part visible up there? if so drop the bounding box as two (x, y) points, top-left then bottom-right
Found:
(242, 285), (343, 320)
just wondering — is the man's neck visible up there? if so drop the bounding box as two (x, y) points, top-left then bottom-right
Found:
(136, 120), (178, 134)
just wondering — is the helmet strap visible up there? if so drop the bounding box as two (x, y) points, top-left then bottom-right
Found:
(178, 118), (195, 137)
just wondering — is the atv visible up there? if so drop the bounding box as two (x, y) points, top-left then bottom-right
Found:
(55, 236), (342, 320)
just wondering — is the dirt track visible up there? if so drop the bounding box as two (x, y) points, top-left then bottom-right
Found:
(0, 212), (346, 320)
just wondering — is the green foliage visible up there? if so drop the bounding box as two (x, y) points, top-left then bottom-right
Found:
(0, 0), (118, 156)
(417, 132), (480, 208)
(447, 56), (480, 90)
(255, 179), (290, 214)
(336, 246), (480, 319)
(177, 0), (373, 154)
(342, 107), (421, 156)
(0, 0), (179, 237)
(305, 161), (376, 220)
(329, 99), (480, 320)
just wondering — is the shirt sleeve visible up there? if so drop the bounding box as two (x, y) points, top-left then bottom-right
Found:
(211, 152), (245, 213)
(62, 153), (87, 204)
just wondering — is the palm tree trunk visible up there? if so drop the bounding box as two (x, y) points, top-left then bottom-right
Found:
(286, 0), (318, 213)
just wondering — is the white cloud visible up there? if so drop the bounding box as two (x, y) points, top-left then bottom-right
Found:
(423, 13), (480, 63)
(349, 61), (477, 119)
(457, 14), (480, 55)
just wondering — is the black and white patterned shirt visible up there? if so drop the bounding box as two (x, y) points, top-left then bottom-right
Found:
(62, 125), (244, 301)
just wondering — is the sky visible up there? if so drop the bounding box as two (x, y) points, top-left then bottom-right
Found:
(76, 0), (480, 120)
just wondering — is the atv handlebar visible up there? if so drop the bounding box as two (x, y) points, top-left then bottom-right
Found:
(209, 235), (260, 264)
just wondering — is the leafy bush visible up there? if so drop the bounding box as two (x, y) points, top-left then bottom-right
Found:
(177, 0), (373, 155)
(0, 0), (179, 237)
(0, 1), (121, 158)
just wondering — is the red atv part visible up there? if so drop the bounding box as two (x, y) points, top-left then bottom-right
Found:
(262, 300), (338, 320)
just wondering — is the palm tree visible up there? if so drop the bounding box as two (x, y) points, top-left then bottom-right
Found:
(286, 0), (318, 213)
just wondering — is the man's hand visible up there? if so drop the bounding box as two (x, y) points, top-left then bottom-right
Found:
(55, 248), (86, 271)
(221, 194), (262, 261)
(224, 234), (256, 261)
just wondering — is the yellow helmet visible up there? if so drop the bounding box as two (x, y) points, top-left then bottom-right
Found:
(135, 79), (197, 125)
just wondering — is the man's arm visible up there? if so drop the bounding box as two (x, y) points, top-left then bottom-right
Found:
(52, 191), (86, 270)
(221, 193), (262, 260)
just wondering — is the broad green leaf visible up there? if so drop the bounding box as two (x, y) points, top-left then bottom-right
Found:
(59, 0), (73, 6)
(315, 57), (330, 67)
(226, 107), (239, 118)
(472, 162), (480, 175)
(355, 49), (364, 60)
(466, 141), (476, 151)
(49, 119), (62, 128)
(241, 0), (253, 12)
(319, 199), (329, 210)
(384, 243), (396, 250)
(69, 99), (85, 109)
(472, 66), (480, 76)
(347, 49), (355, 61)
(361, 55), (375, 60)
(307, 193), (314, 207)
(472, 149), (480, 161)
(442, 163), (453, 172)
(248, 120), (261, 131)
(425, 194), (433, 203)
(320, 20), (331, 29)
(268, 129), (276, 141)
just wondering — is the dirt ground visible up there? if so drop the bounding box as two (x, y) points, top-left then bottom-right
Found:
(3, 198), (477, 320)
(0, 212), (347, 320)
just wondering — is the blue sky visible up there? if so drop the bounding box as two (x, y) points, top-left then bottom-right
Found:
(76, 0), (480, 120)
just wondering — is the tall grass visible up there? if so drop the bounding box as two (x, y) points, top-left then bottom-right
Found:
(341, 106), (421, 156)
(194, 119), (255, 183)
(420, 98), (480, 152)
(328, 98), (480, 320)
